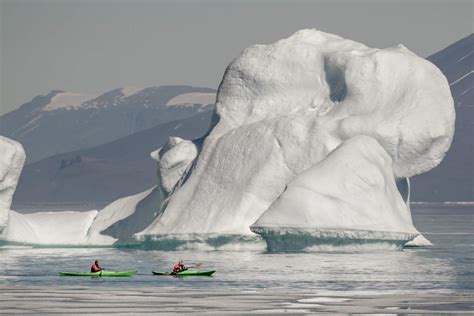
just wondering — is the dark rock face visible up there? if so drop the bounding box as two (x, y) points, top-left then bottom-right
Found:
(411, 34), (473, 202)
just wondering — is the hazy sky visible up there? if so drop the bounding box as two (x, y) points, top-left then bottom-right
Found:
(1, 0), (472, 114)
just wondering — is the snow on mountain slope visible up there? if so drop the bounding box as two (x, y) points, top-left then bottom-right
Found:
(0, 85), (216, 163)
(166, 92), (216, 107)
(121, 86), (142, 98)
(0, 137), (26, 233)
(136, 29), (454, 249)
(43, 92), (99, 111)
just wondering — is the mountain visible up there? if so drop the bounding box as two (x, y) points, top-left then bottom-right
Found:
(0, 86), (216, 164)
(411, 34), (473, 202)
(13, 111), (213, 205)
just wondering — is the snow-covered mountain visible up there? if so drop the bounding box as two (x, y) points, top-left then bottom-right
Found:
(0, 86), (216, 163)
(411, 34), (473, 202)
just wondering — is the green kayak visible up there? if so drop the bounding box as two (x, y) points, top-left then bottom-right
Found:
(152, 270), (215, 276)
(59, 270), (137, 277)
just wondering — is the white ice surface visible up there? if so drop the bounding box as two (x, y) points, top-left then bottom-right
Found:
(251, 136), (418, 235)
(0, 137), (25, 232)
(85, 187), (156, 244)
(405, 234), (433, 247)
(2, 187), (158, 245)
(151, 137), (198, 194)
(138, 29), (454, 239)
(4, 210), (97, 245)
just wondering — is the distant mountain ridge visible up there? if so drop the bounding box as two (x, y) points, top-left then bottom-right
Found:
(0, 85), (216, 163)
(411, 33), (473, 202)
(13, 111), (213, 205)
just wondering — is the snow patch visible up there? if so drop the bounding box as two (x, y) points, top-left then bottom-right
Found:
(166, 92), (216, 106)
(43, 92), (98, 111)
(121, 86), (142, 97)
(449, 70), (473, 86)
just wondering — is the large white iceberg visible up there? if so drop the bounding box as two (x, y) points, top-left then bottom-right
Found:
(0, 29), (454, 250)
(136, 29), (454, 249)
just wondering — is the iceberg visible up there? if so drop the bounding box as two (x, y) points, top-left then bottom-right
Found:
(4, 210), (98, 245)
(0, 29), (454, 250)
(136, 29), (454, 250)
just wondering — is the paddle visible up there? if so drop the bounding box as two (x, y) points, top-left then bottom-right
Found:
(187, 262), (203, 269)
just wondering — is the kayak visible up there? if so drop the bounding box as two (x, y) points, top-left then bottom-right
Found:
(59, 270), (137, 277)
(152, 270), (215, 276)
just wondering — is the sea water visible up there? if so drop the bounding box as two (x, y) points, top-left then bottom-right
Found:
(0, 204), (472, 295)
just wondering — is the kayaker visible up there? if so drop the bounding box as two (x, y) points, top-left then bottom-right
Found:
(172, 259), (187, 274)
(91, 260), (105, 273)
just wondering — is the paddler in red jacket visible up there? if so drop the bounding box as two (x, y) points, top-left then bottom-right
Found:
(172, 259), (187, 274)
(91, 260), (105, 273)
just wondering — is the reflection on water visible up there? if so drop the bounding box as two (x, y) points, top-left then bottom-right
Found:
(0, 205), (472, 295)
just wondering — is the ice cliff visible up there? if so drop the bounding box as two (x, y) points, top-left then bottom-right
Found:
(136, 29), (454, 249)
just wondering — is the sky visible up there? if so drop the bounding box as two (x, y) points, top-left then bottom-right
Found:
(0, 0), (472, 115)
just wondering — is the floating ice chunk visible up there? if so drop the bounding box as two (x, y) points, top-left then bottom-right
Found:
(4, 210), (97, 245)
(405, 234), (433, 247)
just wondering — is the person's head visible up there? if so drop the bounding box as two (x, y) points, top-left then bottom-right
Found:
(95, 260), (99, 265)
(178, 259), (183, 264)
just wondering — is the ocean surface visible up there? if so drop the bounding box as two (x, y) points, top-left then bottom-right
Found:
(0, 204), (472, 296)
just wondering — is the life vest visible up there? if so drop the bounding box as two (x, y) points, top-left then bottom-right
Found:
(173, 263), (181, 272)
(91, 264), (102, 272)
